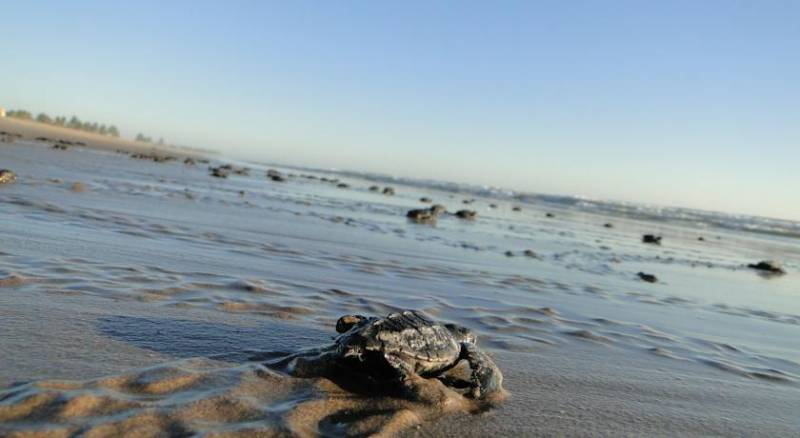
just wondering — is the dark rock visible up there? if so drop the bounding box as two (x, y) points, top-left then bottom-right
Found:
(747, 261), (785, 275)
(545, 213), (555, 218)
(268, 175), (286, 182)
(512, 206), (521, 212)
(368, 185), (380, 191)
(336, 183), (350, 189)
(697, 236), (705, 241)
(184, 157), (196, 165)
(603, 223), (613, 228)
(383, 187), (395, 195)
(504, 250), (514, 257)
(642, 234), (662, 244)
(51, 143), (69, 150)
(420, 197), (433, 203)
(637, 272), (658, 283)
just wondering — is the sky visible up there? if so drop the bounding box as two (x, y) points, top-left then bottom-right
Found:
(2, 1), (799, 220)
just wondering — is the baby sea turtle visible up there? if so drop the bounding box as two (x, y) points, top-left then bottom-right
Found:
(407, 208), (437, 224)
(270, 310), (503, 400)
(642, 234), (662, 244)
(0, 169), (17, 185)
(454, 209), (477, 220)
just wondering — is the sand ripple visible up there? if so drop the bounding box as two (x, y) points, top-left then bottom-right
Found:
(0, 360), (499, 437)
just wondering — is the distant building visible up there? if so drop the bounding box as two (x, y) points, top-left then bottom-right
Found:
(0, 107), (5, 118)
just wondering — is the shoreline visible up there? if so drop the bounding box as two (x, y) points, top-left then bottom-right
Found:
(0, 117), (207, 158)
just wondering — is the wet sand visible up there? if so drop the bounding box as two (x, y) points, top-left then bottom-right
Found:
(1, 139), (799, 436)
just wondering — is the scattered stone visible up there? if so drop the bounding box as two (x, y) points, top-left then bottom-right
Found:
(637, 272), (658, 283)
(383, 187), (395, 196)
(0, 169), (17, 185)
(420, 197), (433, 203)
(642, 234), (662, 244)
(697, 236), (705, 241)
(70, 182), (86, 193)
(455, 209), (477, 220)
(747, 261), (785, 275)
(368, 185), (380, 191)
(462, 199), (474, 205)
(51, 143), (69, 150)
(232, 167), (250, 176)
(603, 223), (613, 228)
(0, 131), (22, 143)
(545, 212), (555, 218)
(512, 206), (521, 212)
(131, 153), (177, 163)
(336, 183), (350, 189)
(184, 157), (196, 165)
(490, 203), (498, 209)
(504, 250), (514, 257)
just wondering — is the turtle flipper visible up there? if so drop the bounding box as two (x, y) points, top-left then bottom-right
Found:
(384, 353), (434, 401)
(461, 343), (503, 399)
(266, 347), (337, 378)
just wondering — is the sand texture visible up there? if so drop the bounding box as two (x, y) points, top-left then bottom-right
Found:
(1, 139), (799, 436)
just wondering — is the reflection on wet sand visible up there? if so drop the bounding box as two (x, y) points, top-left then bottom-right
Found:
(1, 140), (799, 436)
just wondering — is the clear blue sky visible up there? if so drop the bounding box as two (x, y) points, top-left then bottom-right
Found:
(2, 1), (799, 219)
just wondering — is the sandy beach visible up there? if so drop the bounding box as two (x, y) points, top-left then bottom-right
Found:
(0, 117), (204, 158)
(1, 130), (799, 436)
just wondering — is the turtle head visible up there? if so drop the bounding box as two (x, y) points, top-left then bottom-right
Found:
(336, 314), (367, 333)
(445, 323), (476, 345)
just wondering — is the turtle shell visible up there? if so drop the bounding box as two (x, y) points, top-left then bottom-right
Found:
(336, 310), (462, 375)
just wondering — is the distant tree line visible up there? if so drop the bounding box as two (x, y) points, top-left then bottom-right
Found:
(6, 109), (120, 138)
